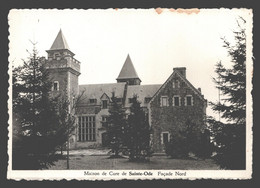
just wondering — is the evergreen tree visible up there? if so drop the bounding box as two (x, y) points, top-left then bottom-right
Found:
(55, 96), (75, 154)
(126, 95), (152, 162)
(12, 45), (61, 169)
(55, 91), (86, 169)
(208, 18), (246, 169)
(12, 45), (82, 169)
(107, 92), (127, 158)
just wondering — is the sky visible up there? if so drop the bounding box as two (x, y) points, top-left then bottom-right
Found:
(8, 9), (253, 118)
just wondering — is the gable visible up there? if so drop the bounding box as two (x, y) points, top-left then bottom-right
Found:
(149, 70), (206, 104)
(100, 93), (110, 101)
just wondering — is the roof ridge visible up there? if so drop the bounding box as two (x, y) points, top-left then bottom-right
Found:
(129, 84), (162, 86)
(79, 82), (126, 86)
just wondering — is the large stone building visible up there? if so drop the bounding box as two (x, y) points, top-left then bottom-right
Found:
(44, 30), (207, 153)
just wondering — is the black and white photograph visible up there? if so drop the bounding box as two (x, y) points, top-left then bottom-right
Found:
(7, 8), (253, 180)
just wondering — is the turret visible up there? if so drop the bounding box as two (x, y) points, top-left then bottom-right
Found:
(116, 54), (141, 85)
(44, 29), (81, 100)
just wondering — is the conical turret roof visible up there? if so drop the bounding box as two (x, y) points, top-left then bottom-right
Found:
(49, 29), (70, 50)
(117, 54), (140, 80)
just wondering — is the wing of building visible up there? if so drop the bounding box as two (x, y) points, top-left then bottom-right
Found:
(44, 30), (207, 153)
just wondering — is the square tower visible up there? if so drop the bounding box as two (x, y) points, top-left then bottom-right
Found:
(44, 29), (81, 104)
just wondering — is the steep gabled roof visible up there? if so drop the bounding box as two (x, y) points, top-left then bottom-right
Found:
(149, 69), (206, 104)
(49, 29), (70, 50)
(125, 84), (162, 108)
(117, 54), (140, 80)
(78, 83), (126, 106)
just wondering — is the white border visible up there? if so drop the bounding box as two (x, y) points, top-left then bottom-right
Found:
(7, 8), (253, 180)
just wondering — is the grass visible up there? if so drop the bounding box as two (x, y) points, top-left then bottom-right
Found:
(48, 155), (220, 170)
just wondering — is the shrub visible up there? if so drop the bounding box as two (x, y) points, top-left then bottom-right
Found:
(165, 134), (189, 158)
(165, 128), (212, 159)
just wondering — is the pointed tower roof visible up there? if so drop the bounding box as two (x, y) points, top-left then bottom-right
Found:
(117, 54), (140, 80)
(49, 29), (70, 50)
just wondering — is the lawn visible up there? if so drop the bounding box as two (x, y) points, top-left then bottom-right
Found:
(49, 151), (219, 170)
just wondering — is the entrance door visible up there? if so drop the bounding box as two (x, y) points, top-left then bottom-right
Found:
(102, 132), (109, 147)
(162, 132), (169, 144)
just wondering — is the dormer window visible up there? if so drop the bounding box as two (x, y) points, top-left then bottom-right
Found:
(89, 99), (97, 104)
(53, 81), (59, 91)
(116, 98), (123, 103)
(128, 98), (134, 104)
(102, 100), (108, 109)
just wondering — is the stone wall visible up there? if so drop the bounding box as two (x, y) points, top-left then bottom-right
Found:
(150, 73), (207, 153)
(45, 56), (81, 149)
(68, 71), (79, 97)
(47, 69), (68, 97)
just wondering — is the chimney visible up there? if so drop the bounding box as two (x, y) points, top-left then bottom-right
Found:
(173, 67), (186, 78)
(198, 88), (201, 93)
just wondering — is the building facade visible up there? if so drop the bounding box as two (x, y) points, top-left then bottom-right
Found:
(45, 30), (207, 153)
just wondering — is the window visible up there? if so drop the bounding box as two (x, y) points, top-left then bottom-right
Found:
(172, 81), (175, 88)
(149, 134), (153, 146)
(102, 100), (108, 109)
(72, 96), (75, 106)
(116, 98), (123, 103)
(53, 81), (59, 91)
(129, 80), (134, 85)
(102, 132), (109, 147)
(173, 95), (180, 106)
(145, 97), (152, 103)
(78, 116), (96, 141)
(89, 98), (97, 104)
(176, 80), (180, 88)
(54, 53), (60, 60)
(185, 95), (193, 106)
(161, 131), (170, 144)
(101, 116), (108, 127)
(128, 98), (134, 103)
(161, 96), (168, 107)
